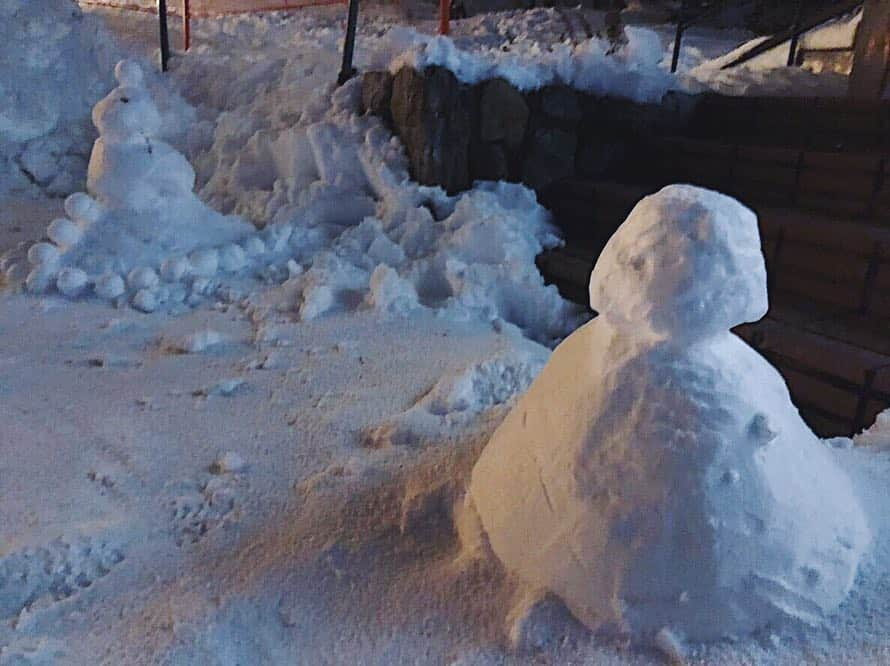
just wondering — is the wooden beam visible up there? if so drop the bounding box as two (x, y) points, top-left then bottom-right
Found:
(849, 0), (890, 99)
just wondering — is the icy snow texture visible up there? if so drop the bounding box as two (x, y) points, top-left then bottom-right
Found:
(373, 24), (677, 103)
(25, 60), (253, 308)
(0, 0), (118, 196)
(469, 185), (870, 642)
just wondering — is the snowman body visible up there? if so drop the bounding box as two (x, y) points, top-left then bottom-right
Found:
(88, 131), (197, 213)
(469, 185), (870, 641)
(86, 66), (196, 212)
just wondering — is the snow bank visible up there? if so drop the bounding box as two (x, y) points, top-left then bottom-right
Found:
(0, 0), (119, 196)
(371, 23), (678, 103)
(469, 185), (870, 642)
(360, 7), (864, 101)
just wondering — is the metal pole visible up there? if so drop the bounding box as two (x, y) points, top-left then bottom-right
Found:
(670, 0), (687, 74)
(438, 0), (450, 36)
(787, 0), (803, 66)
(337, 0), (359, 85)
(158, 0), (170, 72)
(183, 0), (190, 52)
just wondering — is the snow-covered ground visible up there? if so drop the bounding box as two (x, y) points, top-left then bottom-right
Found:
(1, 4), (889, 665)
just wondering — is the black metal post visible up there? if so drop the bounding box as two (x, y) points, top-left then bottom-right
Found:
(787, 0), (804, 67)
(158, 0), (170, 72)
(338, 0), (360, 85)
(670, 0), (687, 74)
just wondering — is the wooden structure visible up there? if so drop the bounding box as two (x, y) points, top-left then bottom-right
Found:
(850, 0), (890, 99)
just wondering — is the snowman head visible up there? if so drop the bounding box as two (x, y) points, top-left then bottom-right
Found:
(589, 185), (767, 341)
(92, 60), (161, 141)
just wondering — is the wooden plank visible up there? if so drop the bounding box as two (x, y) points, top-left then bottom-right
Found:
(849, 0), (890, 101)
(799, 168), (876, 199)
(738, 145), (802, 165)
(773, 273), (863, 310)
(778, 242), (870, 283)
(740, 317), (884, 386)
(802, 151), (884, 172)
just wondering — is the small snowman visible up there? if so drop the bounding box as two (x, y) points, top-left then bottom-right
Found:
(86, 59), (197, 212)
(468, 185), (869, 644)
(25, 60), (253, 309)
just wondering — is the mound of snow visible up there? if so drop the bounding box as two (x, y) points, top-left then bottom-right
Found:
(289, 173), (579, 344)
(468, 184), (870, 642)
(0, 0), (119, 196)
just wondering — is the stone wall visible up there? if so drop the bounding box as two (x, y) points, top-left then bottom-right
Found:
(361, 65), (698, 195)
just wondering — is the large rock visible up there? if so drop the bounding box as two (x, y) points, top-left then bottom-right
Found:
(521, 128), (577, 192)
(540, 85), (582, 125)
(390, 66), (474, 194)
(479, 78), (529, 149)
(470, 141), (510, 182)
(361, 71), (393, 121)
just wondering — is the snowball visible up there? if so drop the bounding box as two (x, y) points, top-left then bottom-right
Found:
(114, 59), (144, 87)
(27, 242), (60, 267)
(47, 218), (82, 249)
(286, 259), (303, 278)
(63, 192), (102, 226)
(94, 273), (125, 299)
(132, 288), (158, 313)
(25, 265), (56, 294)
(189, 248), (219, 277)
(127, 266), (159, 290)
(242, 236), (266, 257)
(469, 185), (869, 642)
(218, 243), (246, 272)
(160, 256), (190, 282)
(55, 267), (88, 297)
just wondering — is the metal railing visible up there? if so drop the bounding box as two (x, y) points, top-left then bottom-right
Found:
(669, 0), (863, 73)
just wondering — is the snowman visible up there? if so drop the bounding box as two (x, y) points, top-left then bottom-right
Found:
(25, 60), (253, 309)
(468, 185), (870, 644)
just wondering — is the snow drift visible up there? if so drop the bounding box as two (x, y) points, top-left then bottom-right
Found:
(0, 0), (118, 196)
(468, 185), (870, 642)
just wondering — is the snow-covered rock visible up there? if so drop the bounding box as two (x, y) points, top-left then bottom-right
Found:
(468, 184), (870, 642)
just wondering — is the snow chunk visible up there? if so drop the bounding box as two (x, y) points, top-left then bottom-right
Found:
(854, 409), (890, 448)
(469, 185), (870, 642)
(164, 329), (226, 354)
(209, 451), (247, 475)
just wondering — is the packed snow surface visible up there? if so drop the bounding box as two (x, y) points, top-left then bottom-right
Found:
(469, 185), (870, 642)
